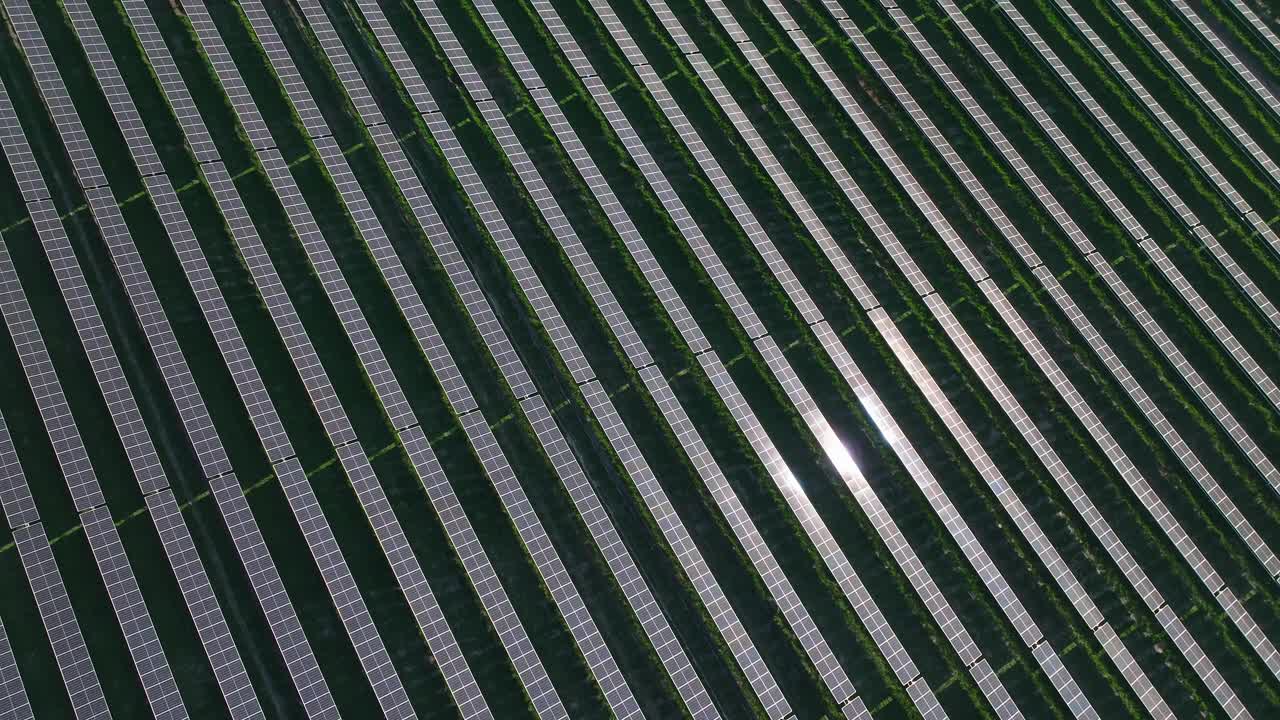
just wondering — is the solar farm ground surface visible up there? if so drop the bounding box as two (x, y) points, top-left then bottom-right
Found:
(0, 0), (1277, 718)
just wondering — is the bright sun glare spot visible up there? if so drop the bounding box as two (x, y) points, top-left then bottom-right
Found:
(822, 425), (869, 493)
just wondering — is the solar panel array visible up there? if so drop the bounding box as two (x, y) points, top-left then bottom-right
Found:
(1099, 0), (1280, 185)
(0, 0), (1276, 717)
(650, 4), (1141, 712)
(1165, 0), (1280, 119)
(467, 8), (833, 712)
(240, 0), (674, 716)
(337, 2), (721, 715)
(1005, 1), (1280, 327)
(1043, 2), (1280, 266)
(981, 1), (1280, 447)
(0, 225), (187, 720)
(811, 0), (1275, 709)
(917, 0), (1279, 684)
(567, 0), (1118, 717)
(370, 3), (816, 716)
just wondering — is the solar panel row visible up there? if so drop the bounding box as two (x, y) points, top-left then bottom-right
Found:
(920, 0), (1280, 680)
(14, 521), (110, 720)
(0, 407), (39, 532)
(361, 123), (571, 720)
(97, 1), (472, 713)
(521, 394), (718, 720)
(0, 420), (43, 720)
(680, 0), (1269, 712)
(0, 295), (108, 720)
(0, 239), (191, 720)
(116, 1), (218, 162)
(0, 611), (33, 720)
(21, 2), (435, 712)
(457, 408), (641, 720)
(1221, 0), (1280, 57)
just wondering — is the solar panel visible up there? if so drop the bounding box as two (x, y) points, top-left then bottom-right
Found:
(256, 147), (416, 432)
(399, 426), (562, 718)
(813, 0), (1263, 706)
(577, 382), (784, 718)
(268, 2), (387, 128)
(14, 523), (111, 720)
(206, 473), (337, 719)
(365, 122), (537, 402)
(113, 1), (218, 161)
(0, 413), (39, 530)
(753, 335), (1004, 696)
(417, 108), (596, 385)
(169, 1), (274, 150)
(353, 5), (780, 713)
(0, 244), (104, 512)
(232, 9), (592, 716)
(468, 95), (653, 369)
(270, 458), (414, 720)
(140, 174), (295, 463)
(640, 365), (855, 703)
(60, 2), (164, 177)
